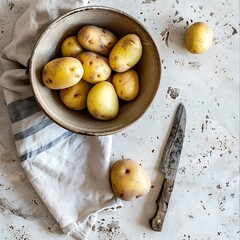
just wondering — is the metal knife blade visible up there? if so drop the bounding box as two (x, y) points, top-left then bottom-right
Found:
(149, 103), (186, 231)
(160, 103), (186, 179)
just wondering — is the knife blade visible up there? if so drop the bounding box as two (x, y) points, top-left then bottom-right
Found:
(149, 103), (186, 231)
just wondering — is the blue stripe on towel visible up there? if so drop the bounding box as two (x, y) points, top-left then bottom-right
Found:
(7, 96), (41, 123)
(14, 117), (54, 141)
(20, 130), (74, 161)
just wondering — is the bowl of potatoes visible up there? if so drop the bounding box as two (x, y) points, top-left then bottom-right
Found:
(29, 6), (161, 136)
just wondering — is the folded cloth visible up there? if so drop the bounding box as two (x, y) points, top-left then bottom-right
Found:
(0, 0), (122, 239)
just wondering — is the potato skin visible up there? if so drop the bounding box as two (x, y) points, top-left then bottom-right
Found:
(112, 69), (139, 101)
(87, 81), (119, 121)
(110, 159), (151, 201)
(184, 22), (213, 54)
(61, 36), (84, 57)
(42, 57), (84, 90)
(77, 25), (118, 56)
(109, 34), (142, 73)
(76, 51), (112, 84)
(59, 80), (92, 111)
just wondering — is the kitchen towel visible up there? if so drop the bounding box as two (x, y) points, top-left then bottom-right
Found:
(0, 0), (122, 239)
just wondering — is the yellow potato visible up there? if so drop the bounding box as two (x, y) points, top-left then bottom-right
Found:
(87, 81), (119, 120)
(76, 51), (112, 84)
(61, 36), (84, 57)
(77, 25), (118, 56)
(110, 159), (151, 201)
(59, 80), (92, 111)
(42, 57), (84, 90)
(109, 34), (142, 73)
(184, 22), (213, 54)
(112, 69), (139, 101)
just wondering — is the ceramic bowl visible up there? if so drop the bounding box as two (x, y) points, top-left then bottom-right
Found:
(29, 6), (161, 136)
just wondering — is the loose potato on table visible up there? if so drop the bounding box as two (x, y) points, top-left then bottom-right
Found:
(109, 34), (142, 73)
(110, 159), (151, 201)
(184, 22), (213, 54)
(76, 51), (112, 84)
(77, 25), (118, 56)
(61, 36), (84, 57)
(42, 57), (84, 90)
(112, 69), (139, 101)
(59, 80), (92, 111)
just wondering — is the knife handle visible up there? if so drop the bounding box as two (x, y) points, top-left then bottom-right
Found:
(149, 178), (174, 231)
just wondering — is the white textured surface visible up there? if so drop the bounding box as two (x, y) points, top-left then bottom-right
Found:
(0, 0), (239, 240)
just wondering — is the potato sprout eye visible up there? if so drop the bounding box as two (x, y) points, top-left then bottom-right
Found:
(46, 78), (52, 83)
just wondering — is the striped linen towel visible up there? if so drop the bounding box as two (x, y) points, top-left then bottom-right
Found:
(0, 0), (122, 239)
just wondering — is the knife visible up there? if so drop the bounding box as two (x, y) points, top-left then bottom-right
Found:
(149, 103), (186, 231)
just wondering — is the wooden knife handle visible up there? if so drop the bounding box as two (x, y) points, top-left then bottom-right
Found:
(149, 178), (174, 231)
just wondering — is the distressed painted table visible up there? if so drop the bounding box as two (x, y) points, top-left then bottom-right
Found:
(0, 0), (239, 239)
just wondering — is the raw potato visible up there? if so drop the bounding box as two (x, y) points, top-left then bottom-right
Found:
(59, 80), (92, 111)
(112, 69), (139, 101)
(76, 51), (112, 84)
(42, 57), (84, 90)
(109, 34), (142, 73)
(61, 36), (84, 57)
(110, 159), (151, 201)
(87, 81), (119, 120)
(77, 25), (118, 56)
(184, 22), (213, 54)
